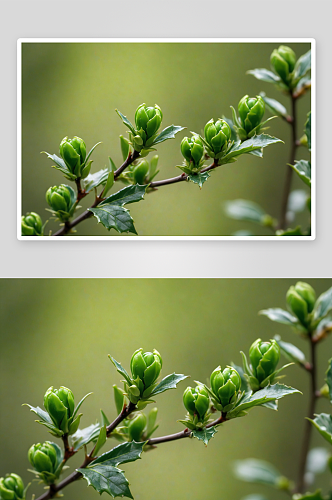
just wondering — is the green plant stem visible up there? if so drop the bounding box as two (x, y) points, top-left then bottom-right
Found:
(278, 94), (298, 230)
(295, 337), (317, 494)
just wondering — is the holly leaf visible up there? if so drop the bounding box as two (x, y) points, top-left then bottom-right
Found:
(224, 199), (268, 224)
(90, 441), (145, 467)
(89, 205), (137, 234)
(234, 458), (282, 487)
(259, 308), (299, 325)
(260, 92), (289, 119)
(78, 465), (133, 499)
(294, 49), (311, 80)
(308, 414), (332, 445)
(228, 383), (301, 418)
(290, 160), (311, 187)
(313, 287), (332, 323)
(149, 373), (188, 397)
(151, 125), (185, 146)
(274, 335), (307, 367)
(100, 184), (147, 207)
(109, 356), (132, 386)
(219, 135), (282, 165)
(187, 172), (210, 188)
(192, 427), (217, 445)
(247, 68), (281, 83)
(71, 423), (101, 452)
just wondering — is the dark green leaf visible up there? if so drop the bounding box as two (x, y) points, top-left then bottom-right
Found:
(82, 169), (110, 193)
(91, 441), (145, 467)
(192, 427), (217, 445)
(313, 287), (332, 323)
(305, 112), (311, 151)
(89, 205), (137, 234)
(151, 125), (185, 146)
(229, 383), (301, 417)
(72, 423), (100, 452)
(260, 92), (288, 119)
(100, 184), (147, 207)
(220, 135), (282, 165)
(115, 109), (136, 135)
(224, 199), (267, 224)
(274, 336), (307, 366)
(290, 160), (311, 187)
(326, 359), (332, 403)
(294, 50), (311, 80)
(150, 373), (188, 397)
(293, 490), (325, 500)
(247, 68), (281, 83)
(187, 172), (210, 188)
(308, 414), (332, 445)
(259, 308), (299, 325)
(78, 465), (133, 499)
(109, 356), (133, 386)
(234, 459), (282, 486)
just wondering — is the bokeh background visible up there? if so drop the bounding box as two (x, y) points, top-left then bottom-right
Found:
(1, 279), (331, 500)
(21, 42), (311, 236)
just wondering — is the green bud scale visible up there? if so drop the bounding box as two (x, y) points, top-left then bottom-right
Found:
(183, 385), (210, 421)
(128, 349), (162, 403)
(46, 185), (76, 221)
(0, 474), (25, 500)
(204, 119), (231, 156)
(270, 45), (296, 85)
(43, 386), (79, 435)
(249, 339), (280, 386)
(210, 366), (241, 412)
(21, 212), (43, 236)
(28, 441), (63, 485)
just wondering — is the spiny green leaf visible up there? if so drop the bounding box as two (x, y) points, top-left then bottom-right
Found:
(78, 465), (133, 499)
(149, 373), (188, 397)
(187, 172), (210, 188)
(192, 427), (217, 445)
(91, 441), (145, 467)
(259, 308), (299, 325)
(151, 125), (185, 146)
(234, 458), (282, 486)
(290, 160), (311, 187)
(89, 205), (137, 234)
(100, 184), (147, 207)
(309, 414), (332, 445)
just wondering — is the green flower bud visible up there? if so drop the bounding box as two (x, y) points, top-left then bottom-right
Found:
(130, 349), (162, 396)
(46, 185), (76, 221)
(21, 212), (43, 236)
(204, 119), (231, 155)
(238, 95), (265, 134)
(127, 413), (147, 442)
(210, 366), (241, 411)
(132, 160), (149, 184)
(183, 385), (209, 421)
(270, 45), (296, 84)
(44, 386), (75, 434)
(28, 442), (63, 485)
(180, 136), (204, 167)
(286, 286), (308, 324)
(294, 282), (316, 314)
(0, 474), (25, 500)
(59, 136), (86, 177)
(134, 104), (163, 141)
(249, 339), (280, 384)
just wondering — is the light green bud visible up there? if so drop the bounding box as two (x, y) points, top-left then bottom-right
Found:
(134, 104), (163, 144)
(132, 160), (149, 184)
(43, 386), (76, 435)
(294, 282), (316, 314)
(59, 136), (86, 177)
(286, 286), (308, 324)
(0, 474), (25, 500)
(180, 136), (204, 167)
(21, 212), (43, 236)
(204, 119), (231, 155)
(249, 339), (280, 385)
(270, 45), (296, 84)
(238, 95), (265, 135)
(28, 442), (63, 485)
(46, 185), (76, 221)
(128, 349), (162, 403)
(210, 366), (241, 411)
(183, 385), (210, 421)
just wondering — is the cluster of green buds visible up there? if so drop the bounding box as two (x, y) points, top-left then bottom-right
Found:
(0, 474), (26, 500)
(286, 281), (316, 328)
(270, 45), (296, 87)
(46, 185), (76, 221)
(180, 135), (205, 172)
(28, 442), (63, 485)
(209, 366), (242, 412)
(181, 385), (210, 430)
(59, 136), (92, 179)
(202, 119), (232, 158)
(126, 349), (162, 405)
(231, 95), (266, 141)
(242, 339), (281, 391)
(21, 212), (44, 236)
(132, 104), (163, 152)
(43, 386), (81, 436)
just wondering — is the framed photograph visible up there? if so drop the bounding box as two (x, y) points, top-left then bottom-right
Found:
(18, 39), (314, 240)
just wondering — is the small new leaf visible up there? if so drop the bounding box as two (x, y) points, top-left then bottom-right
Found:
(290, 160), (311, 187)
(219, 135), (282, 165)
(72, 423), (101, 452)
(309, 414), (332, 446)
(187, 172), (210, 188)
(82, 169), (110, 193)
(259, 308), (299, 325)
(260, 92), (289, 119)
(151, 125), (185, 146)
(274, 335), (308, 367)
(313, 287), (332, 323)
(246, 68), (281, 83)
(78, 465), (133, 499)
(115, 109), (136, 135)
(149, 373), (188, 397)
(109, 356), (132, 386)
(294, 49), (311, 81)
(192, 427), (217, 445)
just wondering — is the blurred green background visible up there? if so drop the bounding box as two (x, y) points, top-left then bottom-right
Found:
(21, 42), (311, 236)
(1, 279), (331, 500)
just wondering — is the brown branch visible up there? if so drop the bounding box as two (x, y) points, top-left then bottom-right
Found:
(149, 159), (218, 189)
